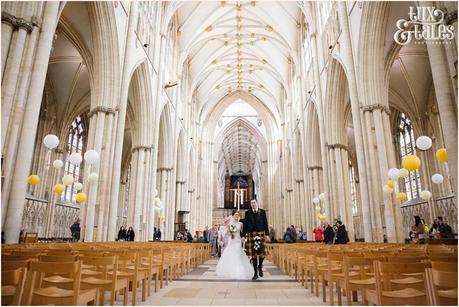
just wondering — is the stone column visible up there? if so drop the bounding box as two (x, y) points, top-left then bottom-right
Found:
(306, 12), (332, 223)
(362, 110), (384, 242)
(1, 18), (38, 217)
(3, 2), (59, 243)
(96, 111), (116, 241)
(372, 107), (397, 242)
(1, 25), (29, 146)
(84, 110), (106, 242)
(133, 147), (147, 241)
(107, 1), (139, 241)
(337, 1), (375, 242)
(425, 27), (458, 203)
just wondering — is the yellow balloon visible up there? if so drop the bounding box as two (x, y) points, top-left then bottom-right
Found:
(53, 184), (65, 195)
(27, 175), (40, 185)
(387, 179), (396, 189)
(75, 192), (87, 204)
(397, 192), (407, 202)
(318, 214), (326, 221)
(436, 148), (448, 162)
(402, 154), (421, 171)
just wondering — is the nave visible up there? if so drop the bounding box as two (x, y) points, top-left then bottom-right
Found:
(140, 258), (326, 306)
(2, 240), (457, 306)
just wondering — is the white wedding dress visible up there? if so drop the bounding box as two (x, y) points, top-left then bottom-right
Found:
(216, 221), (253, 279)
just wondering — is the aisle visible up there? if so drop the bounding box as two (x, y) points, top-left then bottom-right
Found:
(140, 257), (327, 306)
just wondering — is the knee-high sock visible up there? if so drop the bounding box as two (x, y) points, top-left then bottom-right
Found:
(258, 257), (264, 269)
(252, 257), (258, 274)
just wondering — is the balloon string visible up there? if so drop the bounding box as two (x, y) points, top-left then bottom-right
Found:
(45, 149), (51, 171)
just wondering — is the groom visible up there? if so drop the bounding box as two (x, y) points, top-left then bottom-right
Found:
(242, 199), (270, 280)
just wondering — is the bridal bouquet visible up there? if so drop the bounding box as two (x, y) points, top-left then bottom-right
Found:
(228, 224), (237, 239)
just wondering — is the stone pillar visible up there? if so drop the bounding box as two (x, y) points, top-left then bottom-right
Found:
(362, 110), (384, 242)
(337, 1), (375, 242)
(425, 29), (458, 203)
(1, 17), (39, 221)
(1, 25), (28, 146)
(3, 2), (59, 243)
(107, 1), (139, 241)
(84, 111), (107, 242)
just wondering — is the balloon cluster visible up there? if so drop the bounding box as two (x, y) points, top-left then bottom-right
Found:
(382, 135), (448, 202)
(27, 134), (102, 205)
(313, 193), (326, 221)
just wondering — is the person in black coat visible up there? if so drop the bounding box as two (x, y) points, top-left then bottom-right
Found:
(70, 219), (81, 241)
(117, 226), (127, 241)
(323, 221), (335, 244)
(126, 227), (135, 241)
(335, 221), (349, 244)
(242, 199), (270, 281)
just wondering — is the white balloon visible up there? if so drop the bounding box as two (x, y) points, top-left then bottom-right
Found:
(383, 185), (393, 194)
(62, 174), (74, 186)
(154, 197), (161, 203)
(43, 134), (59, 149)
(432, 173), (444, 185)
(388, 168), (400, 180)
(313, 197), (320, 204)
(69, 152), (82, 165)
(319, 193), (325, 201)
(84, 150), (99, 164)
(52, 159), (63, 169)
(315, 206), (321, 213)
(74, 182), (83, 191)
(420, 190), (432, 200)
(88, 172), (98, 183)
(416, 136), (432, 151)
(154, 189), (159, 197)
(399, 168), (409, 178)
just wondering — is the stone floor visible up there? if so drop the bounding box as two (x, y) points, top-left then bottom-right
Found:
(139, 258), (330, 306)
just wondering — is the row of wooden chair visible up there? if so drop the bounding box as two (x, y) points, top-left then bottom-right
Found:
(268, 242), (457, 306)
(1, 241), (211, 305)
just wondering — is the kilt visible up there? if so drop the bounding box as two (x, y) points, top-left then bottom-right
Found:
(246, 232), (266, 257)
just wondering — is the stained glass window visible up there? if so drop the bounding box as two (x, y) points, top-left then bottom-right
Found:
(63, 116), (85, 202)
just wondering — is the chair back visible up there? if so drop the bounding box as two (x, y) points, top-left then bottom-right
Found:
(1, 267), (27, 305)
(425, 268), (458, 305)
(23, 260), (82, 305)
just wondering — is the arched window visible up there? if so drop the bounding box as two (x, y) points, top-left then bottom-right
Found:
(63, 116), (85, 202)
(348, 160), (358, 215)
(398, 113), (421, 200)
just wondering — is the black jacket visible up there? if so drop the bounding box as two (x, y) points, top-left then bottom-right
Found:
(126, 230), (135, 241)
(242, 209), (269, 237)
(335, 224), (349, 244)
(323, 225), (335, 244)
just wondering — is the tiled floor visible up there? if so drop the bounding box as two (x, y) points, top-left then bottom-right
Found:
(139, 258), (330, 306)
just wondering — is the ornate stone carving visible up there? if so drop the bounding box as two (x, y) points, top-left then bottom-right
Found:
(361, 104), (391, 115)
(131, 145), (151, 153)
(88, 106), (117, 118)
(1, 12), (36, 33)
(327, 143), (348, 151)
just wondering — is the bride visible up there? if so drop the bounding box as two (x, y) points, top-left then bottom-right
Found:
(216, 210), (253, 279)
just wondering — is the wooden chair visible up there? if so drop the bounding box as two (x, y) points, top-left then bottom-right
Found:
(428, 255), (458, 263)
(341, 255), (384, 305)
(80, 255), (130, 305)
(108, 252), (148, 305)
(425, 268), (458, 305)
(1, 260), (30, 271)
(366, 261), (429, 305)
(23, 232), (38, 243)
(1, 268), (27, 305)
(22, 260), (98, 305)
(430, 261), (458, 272)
